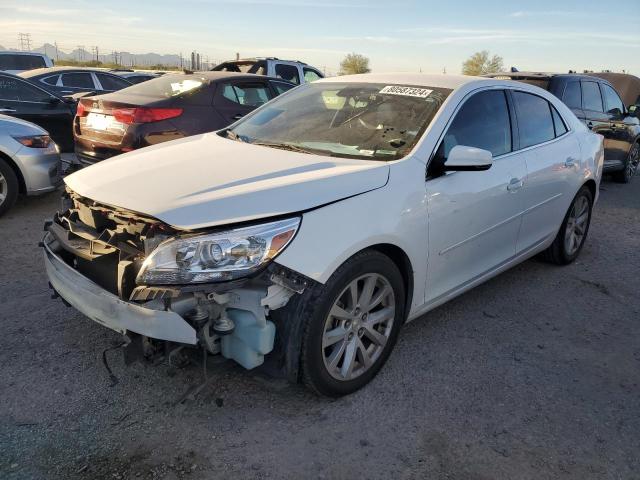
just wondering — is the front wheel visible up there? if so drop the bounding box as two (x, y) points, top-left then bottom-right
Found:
(0, 158), (19, 217)
(613, 142), (639, 183)
(541, 186), (593, 265)
(300, 250), (406, 397)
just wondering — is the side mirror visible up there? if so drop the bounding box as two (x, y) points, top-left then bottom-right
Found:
(628, 104), (638, 118)
(444, 145), (493, 171)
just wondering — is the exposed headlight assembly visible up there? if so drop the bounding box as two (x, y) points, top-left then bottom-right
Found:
(137, 217), (300, 285)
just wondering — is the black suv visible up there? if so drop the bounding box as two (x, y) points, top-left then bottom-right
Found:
(486, 72), (640, 183)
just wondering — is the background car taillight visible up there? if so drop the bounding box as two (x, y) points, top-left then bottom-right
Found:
(76, 102), (88, 117)
(112, 108), (183, 125)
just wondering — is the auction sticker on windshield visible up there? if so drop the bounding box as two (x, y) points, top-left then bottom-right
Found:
(379, 86), (433, 98)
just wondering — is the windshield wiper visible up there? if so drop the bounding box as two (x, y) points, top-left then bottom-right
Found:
(250, 141), (318, 155)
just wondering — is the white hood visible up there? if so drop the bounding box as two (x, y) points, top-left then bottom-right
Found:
(65, 133), (390, 230)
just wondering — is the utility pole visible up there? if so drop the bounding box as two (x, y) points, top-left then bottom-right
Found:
(54, 42), (59, 61)
(179, 52), (183, 69)
(77, 45), (85, 61)
(18, 33), (32, 51)
(92, 46), (99, 63)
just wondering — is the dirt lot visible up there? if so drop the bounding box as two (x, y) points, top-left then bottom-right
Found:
(1, 175), (639, 480)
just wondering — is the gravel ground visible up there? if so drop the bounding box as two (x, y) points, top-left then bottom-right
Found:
(0, 175), (638, 480)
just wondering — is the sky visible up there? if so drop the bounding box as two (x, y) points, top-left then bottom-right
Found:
(1, 0), (639, 75)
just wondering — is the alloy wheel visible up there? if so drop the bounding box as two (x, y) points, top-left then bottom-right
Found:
(0, 171), (7, 206)
(628, 143), (639, 178)
(322, 273), (395, 381)
(564, 195), (590, 256)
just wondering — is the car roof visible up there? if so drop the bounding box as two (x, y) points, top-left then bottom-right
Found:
(19, 67), (122, 78)
(0, 51), (48, 57)
(485, 71), (608, 82)
(166, 71), (295, 84)
(316, 73), (491, 90)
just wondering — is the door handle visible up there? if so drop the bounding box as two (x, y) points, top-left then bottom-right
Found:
(232, 114), (244, 120)
(564, 158), (577, 168)
(507, 178), (524, 192)
(0, 108), (17, 113)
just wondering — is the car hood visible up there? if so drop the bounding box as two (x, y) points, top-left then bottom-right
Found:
(65, 133), (390, 230)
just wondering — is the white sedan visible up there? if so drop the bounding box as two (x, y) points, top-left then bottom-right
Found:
(43, 74), (603, 396)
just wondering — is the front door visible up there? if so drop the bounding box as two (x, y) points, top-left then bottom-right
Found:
(0, 74), (73, 151)
(425, 89), (526, 303)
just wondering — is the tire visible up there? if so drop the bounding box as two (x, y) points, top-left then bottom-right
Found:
(299, 250), (406, 397)
(613, 142), (639, 184)
(541, 186), (593, 265)
(0, 158), (19, 217)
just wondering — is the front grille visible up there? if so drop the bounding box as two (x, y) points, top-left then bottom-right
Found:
(48, 189), (177, 299)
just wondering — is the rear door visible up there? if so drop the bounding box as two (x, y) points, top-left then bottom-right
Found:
(581, 80), (613, 148)
(214, 80), (273, 125)
(0, 74), (73, 150)
(59, 72), (97, 95)
(511, 90), (579, 253)
(561, 80), (585, 121)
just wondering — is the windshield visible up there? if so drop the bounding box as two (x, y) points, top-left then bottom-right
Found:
(118, 74), (206, 98)
(228, 82), (451, 160)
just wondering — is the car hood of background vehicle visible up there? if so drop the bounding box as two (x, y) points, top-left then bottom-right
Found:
(65, 133), (390, 230)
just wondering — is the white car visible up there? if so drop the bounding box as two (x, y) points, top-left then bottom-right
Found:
(0, 51), (54, 75)
(43, 74), (604, 396)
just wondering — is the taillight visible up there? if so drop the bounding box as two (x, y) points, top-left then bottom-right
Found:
(76, 102), (88, 117)
(112, 107), (183, 125)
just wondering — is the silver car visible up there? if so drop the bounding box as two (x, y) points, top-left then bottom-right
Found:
(0, 115), (62, 215)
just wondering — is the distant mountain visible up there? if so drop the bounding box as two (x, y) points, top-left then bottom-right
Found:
(5, 44), (187, 67)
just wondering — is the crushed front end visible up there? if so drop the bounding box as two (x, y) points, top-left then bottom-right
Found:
(43, 188), (309, 371)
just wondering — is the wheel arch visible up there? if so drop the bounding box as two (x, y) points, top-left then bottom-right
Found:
(583, 178), (597, 200)
(365, 243), (414, 320)
(0, 151), (26, 194)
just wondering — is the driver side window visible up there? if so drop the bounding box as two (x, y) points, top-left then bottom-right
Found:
(437, 90), (512, 161)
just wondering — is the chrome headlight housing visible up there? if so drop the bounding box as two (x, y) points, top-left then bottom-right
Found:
(137, 217), (300, 285)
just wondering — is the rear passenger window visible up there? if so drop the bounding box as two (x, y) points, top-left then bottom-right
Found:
(271, 81), (295, 95)
(41, 75), (59, 86)
(582, 81), (603, 112)
(513, 91), (555, 148)
(274, 64), (300, 85)
(222, 83), (271, 107)
(61, 72), (94, 89)
(438, 90), (512, 158)
(563, 82), (581, 109)
(551, 106), (568, 137)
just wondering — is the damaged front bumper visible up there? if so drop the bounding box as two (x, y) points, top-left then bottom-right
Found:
(44, 240), (198, 344)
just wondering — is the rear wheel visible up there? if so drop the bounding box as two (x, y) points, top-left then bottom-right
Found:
(541, 186), (593, 265)
(613, 142), (639, 183)
(300, 250), (406, 397)
(0, 158), (18, 217)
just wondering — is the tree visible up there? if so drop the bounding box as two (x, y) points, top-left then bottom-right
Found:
(340, 53), (371, 75)
(462, 51), (504, 76)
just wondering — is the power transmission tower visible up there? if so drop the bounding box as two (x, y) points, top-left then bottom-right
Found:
(92, 46), (99, 63)
(18, 33), (32, 51)
(77, 45), (85, 61)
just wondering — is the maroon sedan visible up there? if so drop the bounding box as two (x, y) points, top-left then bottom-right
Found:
(73, 71), (295, 166)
